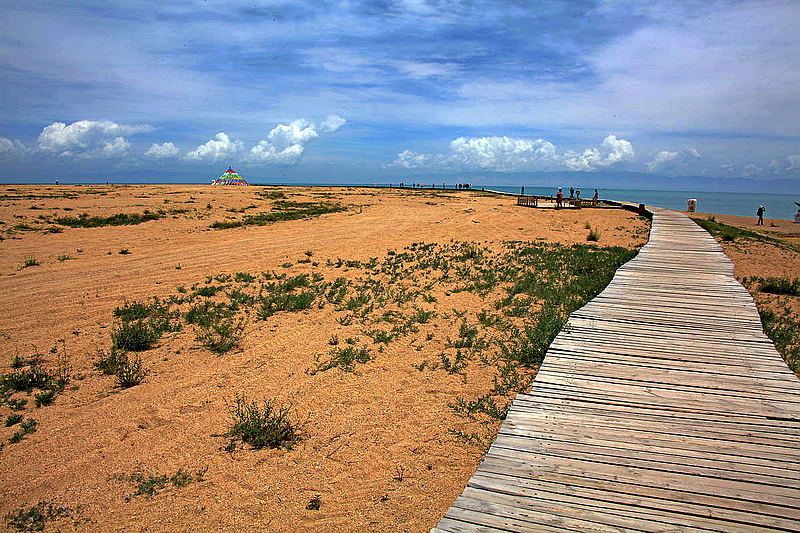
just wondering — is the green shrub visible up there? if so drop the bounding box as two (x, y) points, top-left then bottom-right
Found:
(4, 413), (22, 427)
(759, 277), (800, 296)
(112, 320), (158, 351)
(224, 394), (299, 450)
(116, 354), (147, 388)
(34, 389), (56, 407)
(20, 257), (39, 269)
(94, 347), (125, 375)
(312, 346), (372, 373)
(196, 318), (245, 354)
(54, 211), (163, 228)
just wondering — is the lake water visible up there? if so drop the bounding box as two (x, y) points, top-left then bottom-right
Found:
(478, 186), (799, 221)
(255, 181), (799, 221)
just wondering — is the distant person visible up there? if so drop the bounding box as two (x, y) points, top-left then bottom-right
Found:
(570, 187), (574, 199)
(556, 187), (563, 209)
(757, 205), (765, 226)
(593, 189), (599, 206)
(521, 186), (525, 195)
(576, 188), (580, 200)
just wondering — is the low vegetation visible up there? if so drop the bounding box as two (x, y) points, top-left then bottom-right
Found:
(742, 275), (800, 375)
(693, 216), (797, 251)
(210, 200), (347, 229)
(4, 500), (72, 532)
(54, 211), (163, 228)
(223, 394), (300, 451)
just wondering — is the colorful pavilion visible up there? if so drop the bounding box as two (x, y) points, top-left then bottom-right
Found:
(212, 168), (249, 186)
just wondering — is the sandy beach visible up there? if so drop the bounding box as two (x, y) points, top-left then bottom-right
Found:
(0, 184), (650, 532)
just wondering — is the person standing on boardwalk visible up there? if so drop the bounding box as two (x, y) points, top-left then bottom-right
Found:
(757, 205), (765, 225)
(556, 187), (563, 209)
(570, 187), (575, 199)
(593, 189), (599, 206)
(521, 186), (525, 195)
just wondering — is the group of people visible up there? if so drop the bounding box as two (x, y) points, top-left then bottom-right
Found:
(398, 182), (472, 190)
(554, 187), (599, 209)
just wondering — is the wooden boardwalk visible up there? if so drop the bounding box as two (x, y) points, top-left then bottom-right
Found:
(433, 208), (800, 533)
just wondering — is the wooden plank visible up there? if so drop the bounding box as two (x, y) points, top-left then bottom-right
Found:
(433, 208), (800, 532)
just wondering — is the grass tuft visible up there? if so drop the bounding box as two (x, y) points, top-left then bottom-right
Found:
(224, 394), (300, 450)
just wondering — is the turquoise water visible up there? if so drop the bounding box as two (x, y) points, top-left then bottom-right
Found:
(481, 186), (799, 221)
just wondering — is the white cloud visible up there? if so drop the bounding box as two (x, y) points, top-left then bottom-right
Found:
(395, 61), (460, 79)
(145, 142), (179, 159)
(449, 136), (558, 171)
(645, 148), (700, 173)
(390, 149), (431, 169)
(99, 137), (129, 158)
(389, 134), (636, 172)
(185, 132), (243, 162)
(320, 115), (346, 133)
(37, 120), (152, 157)
(561, 135), (634, 171)
(0, 137), (27, 156)
(248, 119), (319, 164)
(767, 155), (800, 174)
(742, 164), (762, 177)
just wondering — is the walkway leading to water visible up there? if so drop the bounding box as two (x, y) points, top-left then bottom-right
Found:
(433, 209), (800, 532)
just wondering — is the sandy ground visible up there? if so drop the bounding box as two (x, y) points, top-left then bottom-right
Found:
(0, 185), (649, 532)
(691, 212), (800, 279)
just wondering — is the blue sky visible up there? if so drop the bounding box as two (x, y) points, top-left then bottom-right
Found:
(1, 0), (799, 187)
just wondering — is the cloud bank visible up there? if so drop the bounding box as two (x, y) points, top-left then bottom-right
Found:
(391, 135), (633, 172)
(36, 120), (153, 158)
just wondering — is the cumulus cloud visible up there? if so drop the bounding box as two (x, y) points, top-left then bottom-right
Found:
(37, 120), (152, 158)
(100, 137), (130, 158)
(145, 142), (179, 159)
(0, 137), (27, 156)
(645, 148), (700, 172)
(449, 136), (558, 171)
(320, 115), (346, 132)
(561, 135), (634, 171)
(248, 119), (318, 164)
(185, 132), (243, 161)
(388, 134), (636, 172)
(390, 149), (432, 169)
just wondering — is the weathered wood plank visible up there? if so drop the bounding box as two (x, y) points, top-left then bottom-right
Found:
(433, 208), (800, 532)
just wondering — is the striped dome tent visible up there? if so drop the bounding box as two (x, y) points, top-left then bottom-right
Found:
(212, 168), (249, 186)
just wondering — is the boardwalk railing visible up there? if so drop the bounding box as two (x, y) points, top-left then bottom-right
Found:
(433, 208), (800, 532)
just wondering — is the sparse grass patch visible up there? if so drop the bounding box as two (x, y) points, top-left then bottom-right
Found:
(758, 276), (800, 296)
(312, 346), (372, 374)
(115, 353), (147, 388)
(4, 500), (71, 532)
(20, 257), (39, 269)
(196, 318), (245, 354)
(5, 413), (22, 427)
(210, 201), (346, 229)
(223, 394), (300, 450)
(8, 418), (37, 444)
(54, 211), (163, 228)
